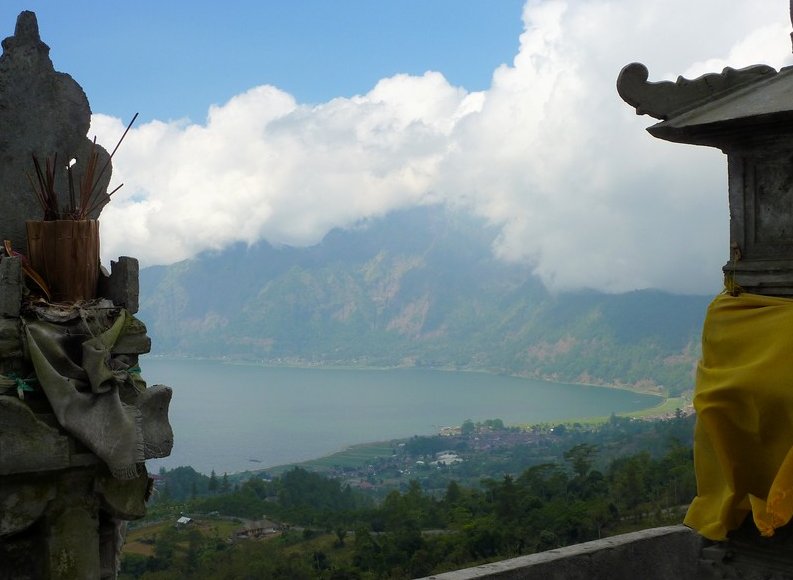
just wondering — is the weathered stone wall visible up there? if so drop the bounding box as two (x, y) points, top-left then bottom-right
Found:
(421, 523), (793, 580)
(0, 258), (166, 580)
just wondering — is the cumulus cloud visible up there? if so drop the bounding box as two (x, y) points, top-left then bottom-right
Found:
(92, 0), (793, 294)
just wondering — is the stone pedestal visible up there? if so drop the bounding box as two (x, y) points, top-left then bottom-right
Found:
(0, 260), (170, 579)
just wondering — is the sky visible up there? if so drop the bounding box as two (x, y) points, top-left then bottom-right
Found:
(3, 1), (793, 295)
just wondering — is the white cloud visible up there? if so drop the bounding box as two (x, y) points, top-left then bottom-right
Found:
(93, 0), (793, 294)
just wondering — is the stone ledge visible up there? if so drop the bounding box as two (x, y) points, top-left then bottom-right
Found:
(420, 525), (704, 580)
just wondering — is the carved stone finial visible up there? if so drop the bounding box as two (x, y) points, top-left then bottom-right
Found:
(0, 11), (50, 70)
(12, 11), (40, 43)
(0, 11), (111, 253)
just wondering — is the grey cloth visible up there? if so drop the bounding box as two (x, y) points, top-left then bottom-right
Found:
(23, 305), (145, 479)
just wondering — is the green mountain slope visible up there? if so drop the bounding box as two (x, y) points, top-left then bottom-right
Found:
(139, 206), (710, 395)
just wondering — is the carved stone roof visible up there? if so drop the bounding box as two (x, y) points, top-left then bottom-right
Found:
(617, 62), (793, 148)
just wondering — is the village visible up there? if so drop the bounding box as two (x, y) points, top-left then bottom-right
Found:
(321, 420), (567, 492)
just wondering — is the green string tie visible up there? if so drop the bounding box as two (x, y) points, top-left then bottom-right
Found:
(7, 372), (36, 400)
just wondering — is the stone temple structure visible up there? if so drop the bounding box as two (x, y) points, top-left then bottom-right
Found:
(0, 12), (172, 580)
(617, 0), (793, 544)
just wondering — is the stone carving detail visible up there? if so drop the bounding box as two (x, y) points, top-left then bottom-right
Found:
(617, 62), (776, 120)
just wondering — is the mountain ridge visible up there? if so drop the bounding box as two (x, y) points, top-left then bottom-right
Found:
(138, 205), (710, 395)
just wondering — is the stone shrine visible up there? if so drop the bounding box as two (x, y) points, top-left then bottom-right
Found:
(0, 12), (173, 580)
(618, 3), (793, 577)
(617, 48), (793, 295)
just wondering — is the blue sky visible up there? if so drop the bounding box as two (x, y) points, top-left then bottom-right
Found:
(2, 1), (524, 122)
(2, 2), (792, 294)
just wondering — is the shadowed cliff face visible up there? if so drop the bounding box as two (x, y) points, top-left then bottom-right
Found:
(139, 205), (709, 394)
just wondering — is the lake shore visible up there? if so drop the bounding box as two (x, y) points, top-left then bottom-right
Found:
(239, 393), (691, 479)
(144, 352), (675, 398)
(142, 356), (671, 475)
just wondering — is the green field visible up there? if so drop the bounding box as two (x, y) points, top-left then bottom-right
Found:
(553, 395), (691, 427)
(267, 441), (397, 475)
(620, 395), (689, 418)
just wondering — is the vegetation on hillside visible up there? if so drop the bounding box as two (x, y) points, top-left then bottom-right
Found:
(122, 414), (696, 579)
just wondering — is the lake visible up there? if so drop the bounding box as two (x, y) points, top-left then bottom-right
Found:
(141, 357), (662, 475)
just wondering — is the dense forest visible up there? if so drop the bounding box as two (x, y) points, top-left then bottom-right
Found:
(121, 413), (696, 579)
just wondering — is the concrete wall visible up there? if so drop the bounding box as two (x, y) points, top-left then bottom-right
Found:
(419, 525), (706, 580)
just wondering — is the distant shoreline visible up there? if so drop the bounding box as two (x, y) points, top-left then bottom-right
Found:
(230, 394), (687, 479)
(236, 394), (690, 479)
(142, 352), (674, 399)
(142, 354), (683, 477)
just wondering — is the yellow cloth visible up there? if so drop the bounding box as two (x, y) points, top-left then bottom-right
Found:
(685, 292), (793, 540)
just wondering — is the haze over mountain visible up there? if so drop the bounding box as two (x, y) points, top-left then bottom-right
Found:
(139, 205), (709, 395)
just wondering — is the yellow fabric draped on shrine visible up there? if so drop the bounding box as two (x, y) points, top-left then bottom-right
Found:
(685, 292), (793, 540)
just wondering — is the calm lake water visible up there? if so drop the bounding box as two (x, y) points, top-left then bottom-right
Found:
(141, 357), (661, 475)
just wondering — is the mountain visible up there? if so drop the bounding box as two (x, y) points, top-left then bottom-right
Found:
(138, 205), (710, 395)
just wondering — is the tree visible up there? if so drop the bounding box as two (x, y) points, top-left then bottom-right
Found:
(536, 529), (560, 552)
(221, 472), (230, 493)
(158, 482), (172, 503)
(495, 475), (518, 522)
(461, 419), (475, 436)
(564, 443), (598, 480)
(405, 435), (447, 456)
(312, 550), (330, 572)
(335, 527), (348, 547)
(483, 418), (505, 430)
(464, 516), (502, 559)
(353, 526), (382, 572)
(609, 452), (651, 512)
(444, 480), (462, 505)
(209, 469), (218, 493)
(149, 528), (178, 571)
(184, 529), (203, 573)
(518, 463), (567, 501)
(158, 466), (209, 501)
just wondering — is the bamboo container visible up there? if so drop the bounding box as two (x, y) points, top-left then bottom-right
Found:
(25, 219), (99, 303)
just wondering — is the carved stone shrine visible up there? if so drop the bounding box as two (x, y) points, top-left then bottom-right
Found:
(0, 12), (173, 580)
(618, 4), (793, 577)
(618, 56), (793, 295)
